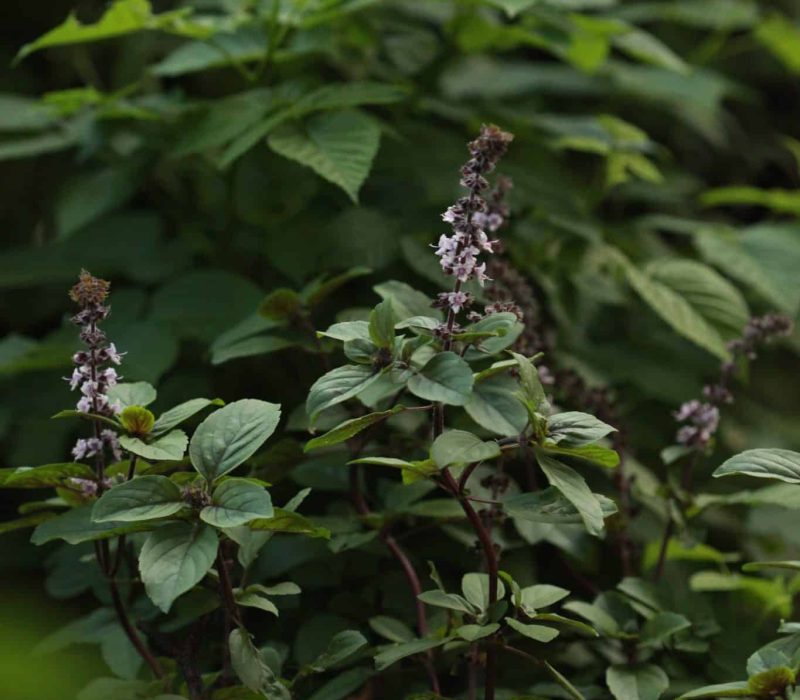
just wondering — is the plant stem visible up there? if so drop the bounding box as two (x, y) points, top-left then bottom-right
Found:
(109, 575), (166, 678)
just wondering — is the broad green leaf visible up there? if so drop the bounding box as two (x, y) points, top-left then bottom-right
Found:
(462, 573), (506, 611)
(623, 258), (729, 359)
(543, 443), (620, 468)
(0, 512), (56, 534)
(506, 618), (559, 643)
(407, 352), (474, 405)
(119, 406), (155, 436)
(430, 430), (500, 468)
(200, 478), (273, 528)
(31, 504), (153, 545)
(189, 399), (281, 482)
(465, 373), (529, 437)
(0, 462), (94, 489)
(229, 627), (290, 699)
(373, 637), (451, 671)
(677, 682), (752, 699)
(536, 452), (606, 536)
(235, 591), (279, 617)
(519, 584), (570, 613)
(119, 430), (188, 462)
(639, 612), (691, 647)
(456, 623), (500, 642)
(248, 508), (331, 539)
(268, 110), (380, 203)
(107, 381), (157, 409)
(607, 664), (669, 700)
(306, 365), (380, 424)
(504, 487), (618, 524)
(714, 449), (800, 484)
(139, 521), (218, 612)
(510, 351), (547, 412)
(613, 29), (688, 74)
(154, 29), (267, 78)
(647, 259), (749, 336)
(309, 630), (368, 672)
(547, 411), (617, 447)
(374, 281), (440, 321)
(533, 613), (598, 637)
(368, 299), (396, 348)
(417, 590), (478, 615)
(318, 321), (371, 343)
(16, 0), (209, 61)
(92, 475), (184, 522)
(369, 616), (414, 644)
(304, 407), (405, 452)
(152, 398), (223, 435)
(563, 601), (621, 636)
(306, 667), (373, 700)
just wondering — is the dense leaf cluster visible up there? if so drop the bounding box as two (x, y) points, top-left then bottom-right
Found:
(3, 1), (800, 699)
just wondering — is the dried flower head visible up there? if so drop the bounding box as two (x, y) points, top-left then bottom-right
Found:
(69, 269), (110, 307)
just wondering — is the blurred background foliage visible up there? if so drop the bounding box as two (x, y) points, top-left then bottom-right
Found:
(3, 0), (800, 696)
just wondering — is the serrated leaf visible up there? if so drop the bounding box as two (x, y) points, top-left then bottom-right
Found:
(304, 407), (405, 452)
(268, 110), (380, 203)
(92, 475), (184, 522)
(139, 521), (218, 612)
(189, 399), (281, 482)
(407, 352), (474, 406)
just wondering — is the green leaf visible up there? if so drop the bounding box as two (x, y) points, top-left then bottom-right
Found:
(613, 29), (688, 74)
(544, 660), (587, 700)
(504, 487), (618, 524)
(200, 478), (273, 528)
(647, 259), (749, 336)
(623, 257), (729, 359)
(373, 638), (451, 671)
(519, 584), (570, 613)
(506, 618), (559, 643)
(713, 449), (800, 484)
(0, 462), (94, 489)
(304, 407), (405, 452)
(31, 504), (153, 545)
(119, 430), (188, 462)
(639, 612), (691, 647)
(756, 14), (800, 74)
(92, 475), (184, 522)
(542, 443), (620, 468)
(152, 398), (223, 436)
(677, 682), (752, 699)
(248, 508), (330, 539)
(456, 623), (500, 642)
(229, 628), (290, 699)
(417, 590), (478, 615)
(430, 430), (500, 468)
(407, 352), (474, 406)
(742, 561), (800, 572)
(306, 667), (373, 700)
(107, 381), (157, 409)
(374, 281), (440, 321)
(139, 521), (218, 612)
(369, 616), (414, 644)
(189, 399), (281, 482)
(368, 299), (396, 349)
(306, 365), (380, 425)
(536, 452), (606, 536)
(547, 411), (617, 447)
(16, 0), (209, 61)
(462, 572), (506, 611)
(532, 613), (598, 637)
(302, 267), (372, 308)
(465, 373), (530, 437)
(309, 630), (368, 672)
(562, 601), (621, 637)
(607, 664), (670, 700)
(318, 321), (371, 343)
(259, 288), (303, 322)
(119, 406), (155, 436)
(510, 350), (547, 413)
(0, 512), (56, 534)
(268, 110), (381, 203)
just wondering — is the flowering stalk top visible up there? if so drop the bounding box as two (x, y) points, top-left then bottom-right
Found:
(67, 269), (124, 462)
(433, 125), (514, 328)
(674, 314), (792, 450)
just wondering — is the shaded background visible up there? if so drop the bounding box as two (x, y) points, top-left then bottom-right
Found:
(2, 1), (800, 697)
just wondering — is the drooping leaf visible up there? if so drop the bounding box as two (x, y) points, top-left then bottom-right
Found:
(547, 411), (617, 447)
(465, 373), (529, 437)
(373, 637), (451, 672)
(248, 508), (330, 539)
(268, 110), (381, 203)
(139, 521), (218, 612)
(506, 618), (559, 643)
(308, 630), (368, 672)
(0, 462), (94, 489)
(639, 612), (691, 647)
(304, 407), (405, 452)
(306, 365), (380, 425)
(504, 487), (618, 524)
(31, 504), (154, 545)
(536, 452), (606, 536)
(229, 627), (290, 699)
(92, 475), (184, 522)
(189, 399), (281, 482)
(713, 449), (800, 484)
